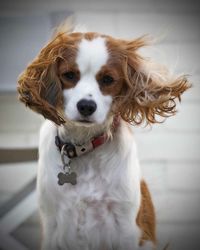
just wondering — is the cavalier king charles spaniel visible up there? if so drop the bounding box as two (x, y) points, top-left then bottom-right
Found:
(18, 22), (190, 250)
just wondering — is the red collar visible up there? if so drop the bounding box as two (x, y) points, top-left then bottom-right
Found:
(55, 116), (120, 159)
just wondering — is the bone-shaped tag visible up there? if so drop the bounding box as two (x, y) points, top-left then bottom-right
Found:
(57, 172), (77, 185)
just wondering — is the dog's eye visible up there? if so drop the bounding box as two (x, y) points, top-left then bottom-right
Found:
(62, 71), (76, 81)
(100, 75), (114, 86)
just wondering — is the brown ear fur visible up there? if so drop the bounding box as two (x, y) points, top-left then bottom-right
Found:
(17, 33), (69, 125)
(117, 37), (191, 125)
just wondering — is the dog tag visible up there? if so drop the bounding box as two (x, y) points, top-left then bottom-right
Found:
(57, 172), (77, 185)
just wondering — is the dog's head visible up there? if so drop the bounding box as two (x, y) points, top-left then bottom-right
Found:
(18, 26), (191, 127)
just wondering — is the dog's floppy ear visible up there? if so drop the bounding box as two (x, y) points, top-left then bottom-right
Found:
(17, 35), (66, 125)
(117, 36), (191, 125)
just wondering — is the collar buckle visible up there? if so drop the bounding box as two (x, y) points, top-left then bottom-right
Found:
(74, 141), (93, 157)
(61, 143), (77, 159)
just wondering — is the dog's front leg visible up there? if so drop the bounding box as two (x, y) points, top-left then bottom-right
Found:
(41, 216), (59, 250)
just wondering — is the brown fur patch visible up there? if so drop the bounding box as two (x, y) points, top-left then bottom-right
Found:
(84, 32), (100, 41)
(58, 60), (80, 89)
(96, 65), (124, 96)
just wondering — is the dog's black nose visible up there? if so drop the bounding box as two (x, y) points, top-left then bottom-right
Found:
(77, 99), (97, 116)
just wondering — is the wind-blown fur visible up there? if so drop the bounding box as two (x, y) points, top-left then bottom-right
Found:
(17, 22), (190, 250)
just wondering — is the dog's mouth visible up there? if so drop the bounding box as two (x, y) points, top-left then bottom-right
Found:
(78, 119), (93, 124)
(72, 115), (104, 126)
(75, 118), (95, 125)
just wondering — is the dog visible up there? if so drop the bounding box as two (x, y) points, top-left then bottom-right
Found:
(17, 23), (190, 250)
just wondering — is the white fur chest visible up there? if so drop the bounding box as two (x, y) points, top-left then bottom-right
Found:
(38, 121), (142, 250)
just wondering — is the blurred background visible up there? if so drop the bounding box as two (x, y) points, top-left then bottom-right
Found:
(0, 0), (200, 249)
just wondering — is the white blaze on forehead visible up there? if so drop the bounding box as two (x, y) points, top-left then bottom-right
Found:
(76, 37), (108, 74)
(63, 36), (112, 124)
